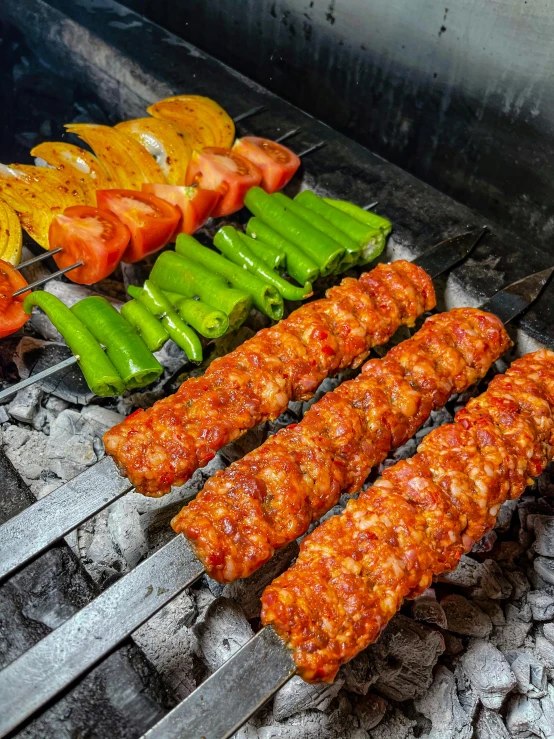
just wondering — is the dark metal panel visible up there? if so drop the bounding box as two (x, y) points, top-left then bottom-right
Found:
(119, 0), (554, 254)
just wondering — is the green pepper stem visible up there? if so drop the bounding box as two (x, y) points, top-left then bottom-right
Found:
(162, 291), (229, 338)
(135, 280), (203, 362)
(150, 251), (251, 330)
(246, 217), (319, 284)
(237, 231), (285, 271)
(176, 233), (284, 321)
(214, 226), (312, 302)
(23, 291), (125, 396)
(71, 297), (163, 389)
(244, 187), (344, 276)
(120, 299), (170, 352)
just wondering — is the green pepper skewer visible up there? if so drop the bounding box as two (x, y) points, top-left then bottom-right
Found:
(157, 290), (229, 338)
(323, 198), (393, 235)
(120, 299), (169, 352)
(176, 234), (284, 321)
(129, 280), (203, 362)
(214, 226), (312, 302)
(246, 218), (319, 285)
(150, 251), (251, 330)
(237, 231), (286, 271)
(296, 191), (389, 264)
(244, 187), (343, 276)
(71, 297), (163, 389)
(22, 291), (125, 397)
(272, 192), (360, 273)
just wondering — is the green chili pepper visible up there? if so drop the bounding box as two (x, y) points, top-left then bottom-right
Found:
(323, 198), (393, 235)
(244, 187), (343, 276)
(176, 233), (284, 321)
(246, 218), (319, 284)
(150, 251), (251, 331)
(120, 299), (169, 352)
(237, 231), (285, 272)
(272, 192), (360, 273)
(132, 280), (203, 362)
(214, 226), (313, 302)
(71, 297), (163, 389)
(297, 192), (389, 264)
(155, 290), (229, 339)
(23, 291), (125, 397)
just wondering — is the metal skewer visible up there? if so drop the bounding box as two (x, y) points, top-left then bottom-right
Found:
(12, 260), (84, 297)
(16, 246), (63, 269)
(296, 140), (325, 158)
(0, 258), (551, 739)
(0, 227), (487, 583)
(232, 105), (266, 123)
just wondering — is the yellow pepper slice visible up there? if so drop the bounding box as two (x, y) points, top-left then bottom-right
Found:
(147, 95), (235, 149)
(0, 200), (22, 265)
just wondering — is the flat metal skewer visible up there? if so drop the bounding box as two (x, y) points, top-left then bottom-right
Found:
(0, 355), (79, 403)
(233, 105), (266, 123)
(273, 128), (300, 144)
(1, 263), (550, 739)
(296, 140), (326, 158)
(0, 228), (487, 584)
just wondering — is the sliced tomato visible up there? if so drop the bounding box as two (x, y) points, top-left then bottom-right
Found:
(142, 184), (220, 236)
(0, 259), (30, 338)
(49, 206), (130, 285)
(232, 137), (301, 194)
(96, 190), (180, 263)
(185, 147), (262, 218)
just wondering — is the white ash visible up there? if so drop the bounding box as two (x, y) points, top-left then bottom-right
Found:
(505, 650), (548, 699)
(476, 708), (512, 739)
(193, 597), (254, 673)
(415, 666), (472, 739)
(272, 677), (344, 721)
(460, 640), (516, 709)
(440, 594), (493, 637)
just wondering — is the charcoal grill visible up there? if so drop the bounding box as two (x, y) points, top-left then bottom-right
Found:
(1, 1), (554, 737)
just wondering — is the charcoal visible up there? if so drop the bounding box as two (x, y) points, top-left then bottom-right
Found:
(438, 554), (482, 587)
(353, 694), (387, 731)
(46, 409), (97, 480)
(475, 709), (511, 739)
(443, 633), (465, 656)
(373, 615), (444, 701)
(495, 499), (518, 532)
(543, 622), (554, 644)
(492, 616), (532, 653)
(7, 384), (43, 424)
(505, 650), (548, 698)
(193, 597), (253, 673)
(460, 640), (516, 710)
(470, 560), (512, 600)
(19, 341), (93, 405)
(415, 666), (472, 739)
(454, 663), (480, 720)
(133, 591), (197, 700)
(107, 496), (148, 570)
(360, 707), (416, 739)
(472, 599), (505, 626)
(506, 686), (554, 739)
(80, 405), (125, 437)
(535, 635), (554, 669)
(410, 590), (447, 628)
(391, 438), (417, 461)
(340, 649), (383, 695)
(534, 556), (554, 585)
(472, 530), (497, 554)
(272, 676), (344, 721)
(504, 569), (531, 601)
(506, 602), (533, 624)
(533, 516), (554, 557)
(2, 423), (50, 496)
(440, 594), (493, 637)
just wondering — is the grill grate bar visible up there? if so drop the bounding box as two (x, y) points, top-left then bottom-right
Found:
(0, 456), (131, 581)
(0, 534), (204, 738)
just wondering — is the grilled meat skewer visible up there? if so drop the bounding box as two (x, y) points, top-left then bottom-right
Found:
(261, 350), (554, 682)
(104, 260), (435, 496)
(172, 307), (511, 582)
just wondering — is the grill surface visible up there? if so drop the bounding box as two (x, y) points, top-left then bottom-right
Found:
(0, 0), (553, 737)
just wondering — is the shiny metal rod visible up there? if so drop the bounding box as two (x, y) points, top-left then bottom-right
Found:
(12, 260), (83, 296)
